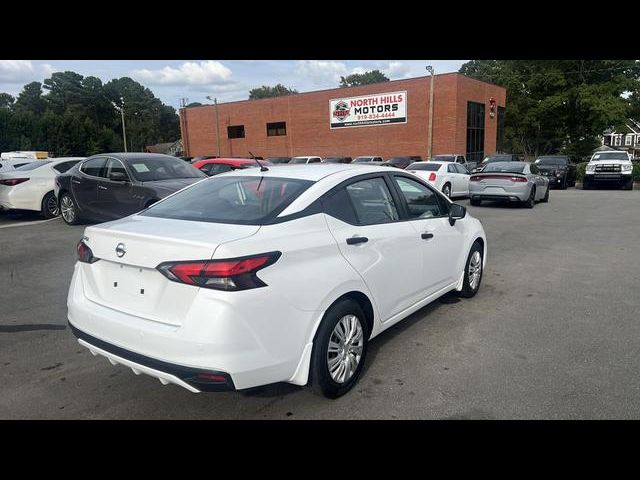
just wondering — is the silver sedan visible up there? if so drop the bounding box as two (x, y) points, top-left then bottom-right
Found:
(468, 161), (549, 208)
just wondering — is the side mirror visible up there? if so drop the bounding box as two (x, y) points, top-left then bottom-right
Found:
(109, 171), (128, 182)
(449, 203), (466, 226)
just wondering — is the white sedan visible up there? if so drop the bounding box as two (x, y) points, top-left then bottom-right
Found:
(67, 164), (487, 398)
(406, 161), (470, 198)
(0, 158), (85, 217)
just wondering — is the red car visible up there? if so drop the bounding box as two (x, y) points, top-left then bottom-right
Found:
(192, 158), (272, 176)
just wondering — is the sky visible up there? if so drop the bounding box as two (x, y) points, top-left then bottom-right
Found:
(0, 60), (466, 110)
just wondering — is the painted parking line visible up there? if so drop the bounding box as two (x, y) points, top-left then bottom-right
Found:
(0, 217), (60, 229)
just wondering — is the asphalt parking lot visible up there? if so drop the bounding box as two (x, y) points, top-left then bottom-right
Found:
(1, 187), (640, 419)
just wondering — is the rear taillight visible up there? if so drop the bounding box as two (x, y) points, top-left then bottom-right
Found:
(428, 172), (437, 181)
(0, 178), (29, 186)
(77, 239), (100, 264)
(470, 176), (481, 181)
(510, 176), (528, 182)
(157, 252), (281, 291)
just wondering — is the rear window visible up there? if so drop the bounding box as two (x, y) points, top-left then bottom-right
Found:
(15, 161), (52, 171)
(141, 176), (313, 225)
(407, 162), (440, 171)
(484, 162), (526, 173)
(127, 157), (206, 182)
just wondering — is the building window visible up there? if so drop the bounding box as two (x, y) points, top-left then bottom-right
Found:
(267, 121), (287, 137)
(614, 136), (622, 146)
(625, 135), (632, 146)
(496, 106), (506, 152)
(227, 125), (245, 139)
(466, 101), (485, 164)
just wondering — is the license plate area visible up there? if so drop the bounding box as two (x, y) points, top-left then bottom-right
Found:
(110, 263), (156, 299)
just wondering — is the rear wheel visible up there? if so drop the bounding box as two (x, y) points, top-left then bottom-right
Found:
(41, 191), (59, 219)
(524, 186), (536, 208)
(60, 193), (81, 225)
(459, 242), (484, 298)
(310, 299), (368, 399)
(541, 185), (550, 203)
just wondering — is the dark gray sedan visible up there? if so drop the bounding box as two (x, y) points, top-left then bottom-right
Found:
(468, 161), (549, 208)
(55, 153), (207, 225)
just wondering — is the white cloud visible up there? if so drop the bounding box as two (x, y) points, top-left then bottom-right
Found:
(383, 61), (412, 79)
(130, 60), (233, 86)
(295, 61), (349, 86)
(0, 60), (35, 83)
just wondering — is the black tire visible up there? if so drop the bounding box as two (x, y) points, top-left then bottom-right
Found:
(59, 192), (82, 225)
(560, 176), (568, 190)
(310, 299), (369, 399)
(41, 191), (59, 219)
(524, 186), (536, 208)
(583, 179), (591, 190)
(470, 197), (481, 206)
(442, 183), (451, 198)
(540, 185), (549, 203)
(623, 179), (633, 190)
(459, 241), (484, 298)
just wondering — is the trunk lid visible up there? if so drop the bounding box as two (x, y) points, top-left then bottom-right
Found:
(80, 215), (260, 326)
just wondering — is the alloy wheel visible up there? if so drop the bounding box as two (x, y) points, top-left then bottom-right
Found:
(47, 195), (60, 217)
(327, 314), (364, 384)
(468, 250), (482, 290)
(61, 195), (75, 223)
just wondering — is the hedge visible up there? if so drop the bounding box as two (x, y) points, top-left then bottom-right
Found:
(575, 161), (640, 182)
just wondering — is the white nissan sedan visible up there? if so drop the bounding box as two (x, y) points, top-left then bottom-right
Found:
(67, 164), (487, 398)
(405, 161), (470, 198)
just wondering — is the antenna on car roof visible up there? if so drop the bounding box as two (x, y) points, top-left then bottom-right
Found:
(249, 151), (268, 172)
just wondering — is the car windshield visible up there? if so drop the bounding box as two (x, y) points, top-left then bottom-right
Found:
(536, 157), (568, 166)
(433, 155), (455, 162)
(15, 161), (52, 171)
(141, 176), (313, 225)
(407, 162), (440, 171)
(484, 162), (526, 173)
(592, 152), (629, 161)
(354, 157), (372, 163)
(126, 157), (206, 182)
(291, 157), (310, 164)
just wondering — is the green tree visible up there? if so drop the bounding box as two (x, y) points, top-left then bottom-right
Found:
(14, 82), (47, 115)
(0, 93), (14, 109)
(459, 60), (640, 160)
(339, 70), (389, 88)
(248, 84), (298, 100)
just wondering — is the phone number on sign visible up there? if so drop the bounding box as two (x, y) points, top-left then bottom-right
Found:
(356, 113), (397, 120)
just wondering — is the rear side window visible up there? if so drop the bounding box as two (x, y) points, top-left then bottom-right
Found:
(322, 188), (358, 224)
(141, 176), (313, 225)
(53, 161), (80, 173)
(447, 164), (457, 173)
(207, 164), (233, 175)
(344, 177), (399, 225)
(80, 157), (107, 177)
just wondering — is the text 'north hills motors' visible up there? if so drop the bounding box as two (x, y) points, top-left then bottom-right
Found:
(330, 91), (407, 129)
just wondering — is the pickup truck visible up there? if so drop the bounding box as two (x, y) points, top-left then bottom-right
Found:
(583, 151), (633, 190)
(431, 154), (476, 172)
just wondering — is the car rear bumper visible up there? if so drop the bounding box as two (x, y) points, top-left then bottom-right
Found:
(470, 194), (524, 202)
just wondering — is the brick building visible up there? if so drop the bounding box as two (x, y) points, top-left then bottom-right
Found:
(179, 73), (507, 163)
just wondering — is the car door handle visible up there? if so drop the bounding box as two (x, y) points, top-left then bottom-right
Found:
(421, 233), (434, 240)
(98, 185), (107, 190)
(346, 236), (368, 245)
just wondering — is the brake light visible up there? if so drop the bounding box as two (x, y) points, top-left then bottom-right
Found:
(470, 176), (481, 181)
(0, 178), (29, 186)
(77, 239), (100, 264)
(428, 172), (437, 181)
(157, 252), (281, 291)
(510, 176), (528, 182)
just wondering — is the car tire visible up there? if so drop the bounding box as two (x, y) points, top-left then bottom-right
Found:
(41, 191), (59, 219)
(470, 197), (481, 206)
(524, 186), (536, 208)
(459, 241), (484, 298)
(310, 298), (369, 399)
(583, 179), (591, 190)
(561, 177), (568, 190)
(541, 185), (550, 203)
(623, 179), (633, 190)
(59, 192), (82, 225)
(442, 183), (451, 198)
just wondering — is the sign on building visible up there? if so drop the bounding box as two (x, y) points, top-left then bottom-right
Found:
(329, 91), (407, 129)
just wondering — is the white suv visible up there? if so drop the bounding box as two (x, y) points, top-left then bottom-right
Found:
(67, 164), (487, 398)
(584, 150), (634, 190)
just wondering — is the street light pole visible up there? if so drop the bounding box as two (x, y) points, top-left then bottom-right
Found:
(112, 98), (127, 152)
(206, 95), (221, 157)
(426, 65), (435, 160)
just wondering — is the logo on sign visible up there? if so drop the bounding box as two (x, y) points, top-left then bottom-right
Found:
(332, 101), (350, 122)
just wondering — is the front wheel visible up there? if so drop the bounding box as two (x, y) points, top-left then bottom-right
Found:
(623, 179), (633, 190)
(41, 191), (59, 219)
(310, 299), (368, 399)
(60, 193), (81, 225)
(459, 242), (484, 298)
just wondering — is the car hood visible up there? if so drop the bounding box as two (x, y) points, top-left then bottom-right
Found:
(142, 178), (204, 197)
(588, 159), (631, 166)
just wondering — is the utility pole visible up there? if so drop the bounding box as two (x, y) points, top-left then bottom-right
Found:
(112, 97), (127, 152)
(207, 95), (221, 156)
(426, 65), (435, 160)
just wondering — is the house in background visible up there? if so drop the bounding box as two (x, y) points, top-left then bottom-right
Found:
(144, 139), (183, 156)
(602, 119), (640, 159)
